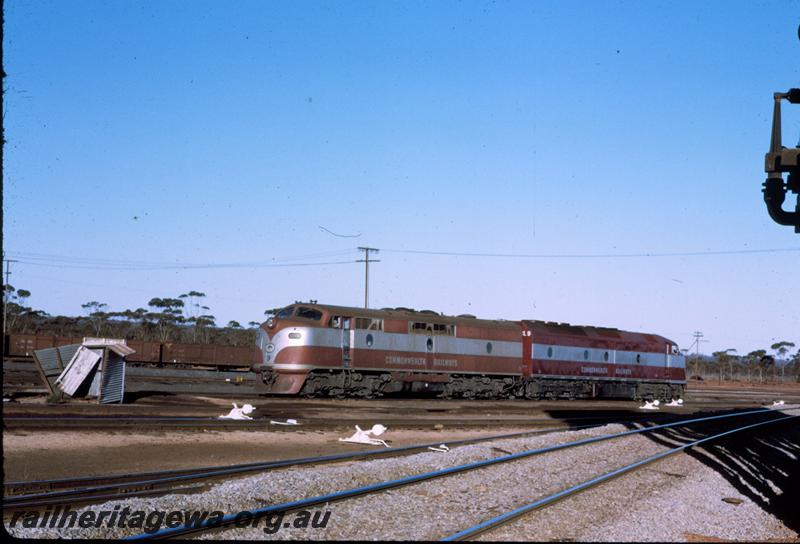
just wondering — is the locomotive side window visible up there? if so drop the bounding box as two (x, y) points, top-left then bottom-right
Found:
(296, 307), (323, 321)
(636, 354), (641, 364)
(604, 351), (610, 362)
(432, 323), (455, 335)
(426, 338), (434, 351)
(411, 322), (429, 333)
(355, 318), (384, 331)
(486, 342), (493, 354)
(410, 322), (455, 335)
(369, 320), (383, 331)
(547, 347), (553, 358)
(366, 334), (374, 347)
(584, 350), (589, 361)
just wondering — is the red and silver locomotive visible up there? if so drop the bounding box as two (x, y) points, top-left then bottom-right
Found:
(255, 303), (686, 400)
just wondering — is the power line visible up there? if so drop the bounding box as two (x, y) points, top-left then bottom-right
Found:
(12, 259), (358, 271)
(380, 247), (800, 259)
(8, 249), (358, 265)
(6, 245), (798, 272)
(5, 250), (361, 271)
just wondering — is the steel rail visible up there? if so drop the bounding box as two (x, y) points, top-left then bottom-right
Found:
(2, 414), (673, 431)
(4, 422), (622, 509)
(442, 412), (799, 541)
(5, 413), (694, 502)
(5, 411), (687, 494)
(126, 407), (781, 540)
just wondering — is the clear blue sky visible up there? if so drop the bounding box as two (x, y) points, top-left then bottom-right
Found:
(4, 0), (799, 355)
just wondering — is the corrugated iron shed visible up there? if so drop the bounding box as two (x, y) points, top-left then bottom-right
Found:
(43, 339), (134, 403)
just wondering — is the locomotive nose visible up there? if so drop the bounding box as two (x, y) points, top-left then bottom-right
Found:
(262, 342), (276, 363)
(253, 340), (275, 373)
(255, 327), (274, 365)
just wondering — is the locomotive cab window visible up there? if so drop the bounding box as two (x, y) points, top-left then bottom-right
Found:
(295, 307), (323, 321)
(276, 306), (295, 319)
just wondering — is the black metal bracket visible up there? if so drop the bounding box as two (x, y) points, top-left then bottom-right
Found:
(763, 89), (800, 233)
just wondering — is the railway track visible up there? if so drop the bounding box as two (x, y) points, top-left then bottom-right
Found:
(442, 410), (799, 540)
(3, 422), (629, 510)
(111, 407), (795, 540)
(3, 408), (763, 511)
(1, 411), (682, 431)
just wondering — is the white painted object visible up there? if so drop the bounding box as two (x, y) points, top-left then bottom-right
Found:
(428, 444), (450, 453)
(665, 399), (684, 407)
(639, 400), (660, 410)
(771, 400), (785, 407)
(218, 403), (255, 420)
(270, 419), (299, 425)
(55, 347), (102, 396)
(338, 424), (390, 447)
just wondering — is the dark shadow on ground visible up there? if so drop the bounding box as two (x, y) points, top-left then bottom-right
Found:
(542, 407), (683, 429)
(632, 408), (800, 533)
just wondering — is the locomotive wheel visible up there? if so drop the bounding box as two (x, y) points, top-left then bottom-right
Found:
(330, 388), (346, 399)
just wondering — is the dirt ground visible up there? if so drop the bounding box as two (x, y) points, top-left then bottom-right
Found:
(2, 426), (529, 482)
(4, 381), (799, 483)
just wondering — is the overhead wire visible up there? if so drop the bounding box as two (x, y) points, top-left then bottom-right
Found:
(7, 249), (361, 271)
(6, 246), (798, 271)
(380, 247), (800, 259)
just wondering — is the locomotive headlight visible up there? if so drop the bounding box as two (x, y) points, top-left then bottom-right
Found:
(266, 317), (275, 328)
(288, 332), (302, 339)
(266, 343), (275, 353)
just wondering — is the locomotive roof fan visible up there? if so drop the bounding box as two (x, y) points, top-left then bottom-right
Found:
(763, 87), (800, 232)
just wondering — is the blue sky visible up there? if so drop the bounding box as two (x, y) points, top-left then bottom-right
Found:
(4, 0), (799, 355)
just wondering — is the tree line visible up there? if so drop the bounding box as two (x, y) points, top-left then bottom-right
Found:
(688, 342), (800, 383)
(3, 286), (262, 347)
(4, 284), (799, 381)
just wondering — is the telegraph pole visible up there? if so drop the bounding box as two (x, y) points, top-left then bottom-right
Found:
(691, 331), (704, 379)
(356, 247), (380, 308)
(3, 255), (18, 336)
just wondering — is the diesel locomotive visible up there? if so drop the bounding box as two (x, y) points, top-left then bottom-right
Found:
(255, 303), (686, 400)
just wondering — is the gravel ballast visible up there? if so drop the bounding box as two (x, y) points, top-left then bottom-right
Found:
(6, 410), (798, 541)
